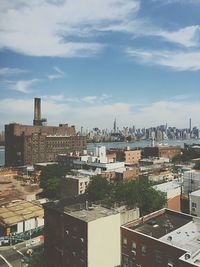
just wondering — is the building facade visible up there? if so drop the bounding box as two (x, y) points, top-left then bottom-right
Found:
(107, 148), (141, 165)
(121, 209), (200, 267)
(143, 146), (181, 160)
(44, 200), (140, 267)
(5, 98), (86, 166)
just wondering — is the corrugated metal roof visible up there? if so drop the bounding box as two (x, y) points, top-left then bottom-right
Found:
(0, 200), (44, 226)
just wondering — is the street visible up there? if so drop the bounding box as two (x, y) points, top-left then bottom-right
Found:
(0, 243), (44, 267)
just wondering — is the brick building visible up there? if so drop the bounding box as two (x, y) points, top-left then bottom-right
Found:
(121, 208), (200, 267)
(5, 98), (86, 166)
(44, 199), (140, 267)
(143, 145), (181, 160)
(107, 148), (141, 165)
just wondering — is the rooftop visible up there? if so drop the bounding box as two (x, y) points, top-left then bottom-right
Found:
(0, 200), (44, 226)
(44, 198), (129, 223)
(124, 209), (200, 264)
(190, 189), (200, 197)
(129, 209), (191, 239)
(64, 204), (118, 222)
(153, 180), (181, 193)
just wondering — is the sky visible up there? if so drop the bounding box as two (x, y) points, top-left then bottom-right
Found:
(0, 0), (200, 131)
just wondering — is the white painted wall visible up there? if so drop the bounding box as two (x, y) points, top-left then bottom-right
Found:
(184, 170), (200, 193)
(88, 213), (121, 267)
(120, 208), (140, 226)
(24, 218), (35, 231)
(17, 222), (23, 233)
(189, 190), (200, 217)
(37, 217), (44, 227)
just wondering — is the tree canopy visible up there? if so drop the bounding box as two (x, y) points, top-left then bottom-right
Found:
(86, 175), (167, 216)
(39, 164), (65, 199)
(172, 147), (200, 163)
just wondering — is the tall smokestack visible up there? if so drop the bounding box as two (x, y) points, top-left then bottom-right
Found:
(33, 98), (47, 126)
(34, 98), (41, 121)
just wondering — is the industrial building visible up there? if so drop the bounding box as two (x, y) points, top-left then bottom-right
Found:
(143, 145), (181, 160)
(0, 200), (44, 237)
(44, 199), (140, 267)
(121, 208), (200, 267)
(5, 98), (86, 166)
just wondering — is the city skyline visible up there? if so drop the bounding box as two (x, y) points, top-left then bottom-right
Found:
(1, 0), (200, 130)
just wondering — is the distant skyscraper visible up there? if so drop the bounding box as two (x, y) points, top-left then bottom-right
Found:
(189, 118), (192, 133)
(113, 118), (117, 133)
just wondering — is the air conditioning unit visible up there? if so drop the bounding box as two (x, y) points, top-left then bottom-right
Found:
(168, 263), (174, 267)
(184, 252), (191, 260)
(131, 250), (136, 257)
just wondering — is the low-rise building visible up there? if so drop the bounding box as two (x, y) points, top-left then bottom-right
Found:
(153, 181), (181, 211)
(107, 148), (141, 165)
(189, 189), (200, 217)
(140, 157), (170, 166)
(143, 145), (181, 160)
(0, 200), (44, 237)
(121, 208), (200, 267)
(60, 175), (90, 198)
(44, 200), (140, 267)
(183, 170), (200, 194)
(73, 146), (139, 182)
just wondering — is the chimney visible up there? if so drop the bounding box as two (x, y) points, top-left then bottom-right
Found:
(34, 98), (41, 121)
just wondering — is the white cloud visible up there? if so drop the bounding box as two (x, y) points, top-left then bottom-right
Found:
(0, 0), (139, 57)
(7, 79), (40, 93)
(1, 97), (200, 130)
(126, 48), (200, 70)
(48, 66), (65, 80)
(82, 96), (97, 104)
(157, 25), (200, 48)
(0, 67), (28, 76)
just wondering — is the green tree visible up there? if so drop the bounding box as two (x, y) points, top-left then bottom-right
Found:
(86, 175), (113, 202)
(39, 164), (65, 199)
(113, 177), (166, 215)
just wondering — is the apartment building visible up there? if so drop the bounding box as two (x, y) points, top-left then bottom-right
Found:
(60, 175), (90, 198)
(153, 181), (182, 212)
(44, 199), (139, 267)
(143, 146), (181, 160)
(121, 208), (200, 267)
(107, 148), (141, 165)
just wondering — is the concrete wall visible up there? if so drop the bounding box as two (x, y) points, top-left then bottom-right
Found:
(88, 213), (121, 267)
(189, 191), (200, 217)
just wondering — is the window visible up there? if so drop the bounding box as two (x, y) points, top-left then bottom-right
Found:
(141, 244), (147, 256)
(155, 250), (162, 263)
(132, 241), (136, 250)
(123, 237), (128, 245)
(192, 202), (197, 208)
(168, 257), (175, 266)
(122, 254), (129, 267)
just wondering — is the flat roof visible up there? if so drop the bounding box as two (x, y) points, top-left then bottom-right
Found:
(160, 218), (200, 254)
(130, 210), (191, 239)
(190, 189), (200, 197)
(65, 175), (90, 181)
(64, 204), (118, 222)
(0, 201), (44, 226)
(124, 209), (200, 262)
(153, 181), (181, 193)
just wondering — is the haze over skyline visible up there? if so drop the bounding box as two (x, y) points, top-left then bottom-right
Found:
(0, 0), (200, 131)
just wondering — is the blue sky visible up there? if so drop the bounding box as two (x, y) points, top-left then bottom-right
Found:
(0, 0), (200, 131)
